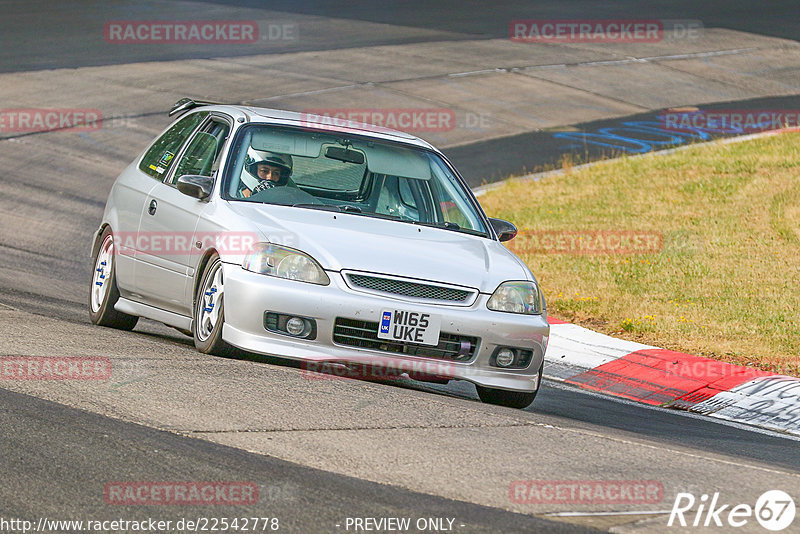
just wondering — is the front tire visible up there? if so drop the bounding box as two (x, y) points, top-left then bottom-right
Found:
(89, 227), (138, 330)
(476, 362), (543, 409)
(193, 254), (236, 356)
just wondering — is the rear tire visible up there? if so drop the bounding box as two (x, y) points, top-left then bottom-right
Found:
(193, 254), (236, 356)
(89, 227), (138, 330)
(476, 362), (543, 409)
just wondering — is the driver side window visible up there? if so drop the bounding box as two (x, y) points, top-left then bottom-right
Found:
(169, 119), (230, 185)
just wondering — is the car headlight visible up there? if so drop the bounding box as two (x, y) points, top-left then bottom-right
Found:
(487, 281), (543, 315)
(242, 243), (330, 285)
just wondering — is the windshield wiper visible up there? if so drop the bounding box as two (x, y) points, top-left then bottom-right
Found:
(292, 203), (341, 212)
(354, 211), (405, 222)
(413, 220), (488, 237)
(419, 221), (460, 230)
(292, 203), (363, 213)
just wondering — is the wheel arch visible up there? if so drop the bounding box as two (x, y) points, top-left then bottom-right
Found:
(193, 247), (220, 306)
(90, 223), (111, 259)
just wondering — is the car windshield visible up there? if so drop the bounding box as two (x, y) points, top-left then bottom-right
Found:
(222, 125), (489, 237)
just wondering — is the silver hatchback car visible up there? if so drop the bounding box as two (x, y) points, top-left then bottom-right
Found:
(90, 99), (549, 408)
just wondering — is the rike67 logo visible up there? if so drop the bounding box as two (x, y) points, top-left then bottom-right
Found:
(669, 490), (795, 531)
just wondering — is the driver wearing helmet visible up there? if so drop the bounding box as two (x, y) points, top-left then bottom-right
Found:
(241, 150), (294, 198)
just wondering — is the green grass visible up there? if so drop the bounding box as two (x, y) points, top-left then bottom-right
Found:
(479, 132), (800, 376)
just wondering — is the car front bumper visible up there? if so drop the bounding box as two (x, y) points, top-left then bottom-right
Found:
(222, 265), (549, 392)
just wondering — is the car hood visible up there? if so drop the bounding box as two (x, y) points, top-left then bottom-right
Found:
(227, 202), (531, 293)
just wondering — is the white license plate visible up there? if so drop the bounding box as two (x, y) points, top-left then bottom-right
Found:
(377, 310), (441, 346)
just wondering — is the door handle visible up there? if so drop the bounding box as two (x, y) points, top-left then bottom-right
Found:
(148, 199), (157, 215)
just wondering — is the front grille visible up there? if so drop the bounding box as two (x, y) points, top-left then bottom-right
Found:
(333, 317), (478, 362)
(346, 273), (474, 304)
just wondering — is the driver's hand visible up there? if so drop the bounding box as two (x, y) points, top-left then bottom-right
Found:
(242, 188), (251, 198)
(251, 180), (275, 194)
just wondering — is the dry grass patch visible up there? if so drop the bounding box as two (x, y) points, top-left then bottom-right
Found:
(480, 132), (800, 375)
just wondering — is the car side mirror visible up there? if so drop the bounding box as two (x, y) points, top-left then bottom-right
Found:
(489, 218), (517, 242)
(176, 175), (213, 200)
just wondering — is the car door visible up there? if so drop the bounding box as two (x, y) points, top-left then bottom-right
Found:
(134, 115), (231, 315)
(113, 111), (208, 297)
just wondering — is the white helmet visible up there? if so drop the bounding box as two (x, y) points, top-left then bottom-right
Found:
(245, 148), (293, 185)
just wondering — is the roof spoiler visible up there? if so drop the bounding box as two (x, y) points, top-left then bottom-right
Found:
(169, 97), (223, 117)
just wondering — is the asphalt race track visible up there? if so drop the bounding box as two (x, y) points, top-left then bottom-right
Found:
(1, 1), (799, 532)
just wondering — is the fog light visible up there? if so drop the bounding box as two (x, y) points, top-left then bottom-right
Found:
(264, 312), (317, 339)
(286, 317), (305, 336)
(495, 348), (515, 367)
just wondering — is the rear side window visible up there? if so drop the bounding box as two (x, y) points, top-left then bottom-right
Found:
(139, 112), (208, 179)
